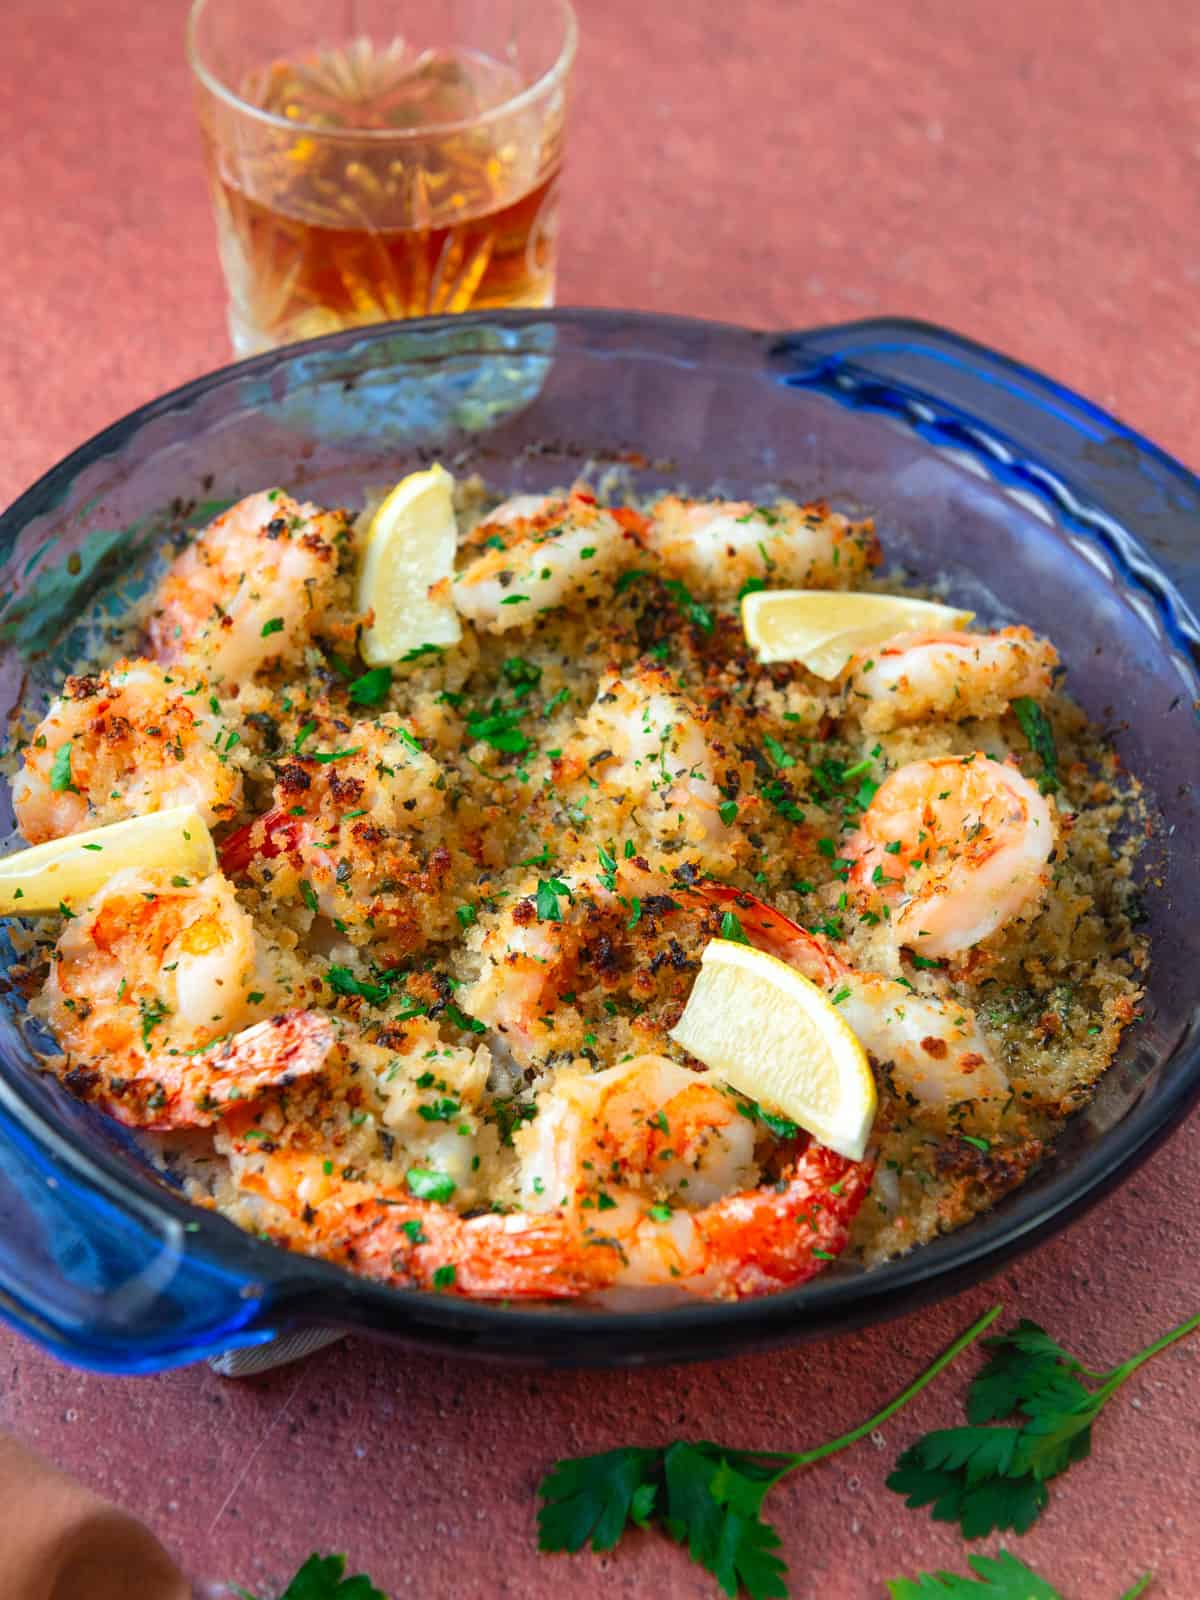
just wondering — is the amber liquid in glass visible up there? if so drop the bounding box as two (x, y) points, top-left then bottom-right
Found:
(202, 43), (562, 353)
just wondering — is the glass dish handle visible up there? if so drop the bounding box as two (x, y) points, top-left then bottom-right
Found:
(771, 317), (1200, 630)
(0, 1078), (281, 1372)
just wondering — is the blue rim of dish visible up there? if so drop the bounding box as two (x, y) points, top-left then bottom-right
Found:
(1, 309), (1198, 1371)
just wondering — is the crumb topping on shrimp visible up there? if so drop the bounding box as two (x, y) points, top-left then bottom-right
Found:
(3, 478), (1145, 1301)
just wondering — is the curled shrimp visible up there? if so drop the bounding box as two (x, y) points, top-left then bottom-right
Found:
(460, 863), (681, 1066)
(147, 491), (344, 683)
(13, 659), (241, 843)
(38, 867), (331, 1127)
(688, 883), (1010, 1113)
(231, 1150), (606, 1299)
(645, 495), (881, 600)
(219, 714), (456, 954)
(515, 1054), (871, 1298)
(565, 662), (739, 867)
(842, 627), (1058, 732)
(454, 490), (641, 633)
(844, 753), (1056, 959)
(233, 1060), (870, 1301)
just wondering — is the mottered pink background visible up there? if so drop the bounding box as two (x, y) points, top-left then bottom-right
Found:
(1, 1), (1198, 1595)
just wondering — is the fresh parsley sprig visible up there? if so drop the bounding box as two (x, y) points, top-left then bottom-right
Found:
(887, 1309), (1200, 1539)
(886, 1549), (1152, 1599)
(537, 1304), (1002, 1600)
(233, 1550), (386, 1599)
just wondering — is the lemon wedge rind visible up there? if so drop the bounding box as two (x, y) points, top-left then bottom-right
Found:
(669, 937), (876, 1162)
(741, 589), (974, 678)
(0, 806), (217, 916)
(356, 464), (463, 668)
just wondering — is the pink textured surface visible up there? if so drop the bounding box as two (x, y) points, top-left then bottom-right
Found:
(1, 1), (1199, 1596)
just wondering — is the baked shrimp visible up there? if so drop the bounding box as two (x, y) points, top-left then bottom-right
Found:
(842, 626), (1058, 732)
(36, 867), (331, 1128)
(645, 495), (880, 599)
(3, 475), (1145, 1306)
(13, 659), (241, 842)
(148, 490), (345, 682)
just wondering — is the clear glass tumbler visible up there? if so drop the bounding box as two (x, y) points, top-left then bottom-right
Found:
(187, 0), (577, 355)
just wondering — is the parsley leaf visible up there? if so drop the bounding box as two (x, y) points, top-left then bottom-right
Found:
(138, 996), (170, 1046)
(501, 656), (543, 696)
(886, 1549), (1153, 1599)
(466, 701), (531, 756)
(49, 741), (77, 793)
(325, 964), (396, 1006)
(662, 578), (715, 634)
(1012, 697), (1061, 794)
(538, 1306), (1002, 1598)
(663, 1443), (789, 1599)
(347, 666), (392, 706)
(538, 1446), (662, 1554)
(536, 876), (572, 921)
(886, 1547), (1152, 1599)
(888, 1309), (1200, 1539)
(233, 1550), (386, 1600)
(733, 1094), (800, 1141)
(719, 910), (750, 945)
(406, 1166), (456, 1202)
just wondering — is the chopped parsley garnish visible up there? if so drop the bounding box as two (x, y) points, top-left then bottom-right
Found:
(300, 879), (320, 912)
(662, 577), (714, 634)
(432, 1264), (457, 1290)
(455, 903), (477, 929)
(614, 568), (650, 595)
(762, 734), (795, 770)
(760, 780), (805, 824)
(467, 702), (531, 756)
(138, 996), (170, 1046)
(733, 1094), (799, 1140)
(501, 656), (543, 696)
(293, 720), (317, 753)
(405, 1167), (456, 1203)
(536, 876), (573, 921)
(325, 964), (396, 1006)
(445, 1003), (486, 1034)
(309, 746), (363, 764)
(49, 741), (76, 793)
(260, 616), (284, 637)
(347, 666), (392, 706)
(417, 1097), (461, 1123)
(719, 910), (750, 945)
(1012, 696), (1061, 795)
(718, 800), (739, 826)
(401, 642), (444, 663)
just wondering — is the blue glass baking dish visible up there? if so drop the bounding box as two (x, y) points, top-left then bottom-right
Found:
(1, 310), (1198, 1373)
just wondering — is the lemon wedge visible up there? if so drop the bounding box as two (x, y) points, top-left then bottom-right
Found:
(741, 589), (974, 678)
(0, 806), (216, 916)
(356, 464), (463, 667)
(669, 938), (876, 1161)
